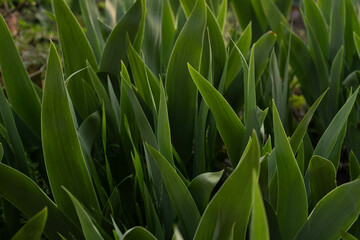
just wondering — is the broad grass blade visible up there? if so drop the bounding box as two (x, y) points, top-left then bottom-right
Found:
(189, 64), (245, 166)
(273, 101), (307, 240)
(42, 43), (100, 221)
(250, 178), (270, 240)
(309, 156), (336, 205)
(11, 208), (47, 240)
(295, 180), (360, 240)
(0, 15), (41, 137)
(194, 131), (260, 240)
(100, 0), (143, 74)
(52, 0), (98, 77)
(314, 87), (359, 168)
(146, 145), (201, 240)
(63, 188), (104, 240)
(188, 171), (223, 213)
(0, 163), (82, 239)
(166, 0), (206, 163)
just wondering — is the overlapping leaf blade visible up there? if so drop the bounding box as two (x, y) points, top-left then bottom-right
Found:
(273, 101), (308, 240)
(295, 180), (360, 240)
(189, 64), (245, 166)
(42, 43), (100, 221)
(0, 163), (83, 239)
(166, 0), (206, 163)
(0, 15), (41, 137)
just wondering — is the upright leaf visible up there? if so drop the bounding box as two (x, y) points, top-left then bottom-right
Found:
(273, 101), (308, 240)
(0, 15), (41, 137)
(166, 0), (206, 163)
(52, 0), (98, 77)
(250, 179), (270, 240)
(329, 0), (346, 59)
(314, 88), (359, 167)
(100, 0), (143, 74)
(42, 43), (100, 221)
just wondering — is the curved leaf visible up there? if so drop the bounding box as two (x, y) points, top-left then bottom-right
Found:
(123, 227), (157, 240)
(189, 64), (245, 166)
(99, 0), (143, 74)
(188, 171), (223, 213)
(194, 131), (260, 240)
(309, 155), (336, 205)
(295, 180), (360, 240)
(0, 163), (82, 239)
(146, 145), (201, 240)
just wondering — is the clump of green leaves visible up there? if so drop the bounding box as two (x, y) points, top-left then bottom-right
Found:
(1, 0), (360, 239)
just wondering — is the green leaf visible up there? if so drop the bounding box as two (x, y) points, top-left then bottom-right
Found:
(273, 101), (308, 240)
(146, 145), (201, 240)
(295, 180), (360, 240)
(123, 227), (157, 240)
(309, 155), (336, 205)
(349, 151), (360, 181)
(345, 0), (360, 64)
(290, 90), (328, 154)
(188, 64), (245, 166)
(194, 131), (260, 240)
(0, 15), (41, 137)
(11, 208), (47, 240)
(260, 0), (288, 36)
(42, 43), (100, 221)
(166, 0), (206, 163)
(217, 0), (227, 31)
(143, 0), (163, 74)
(354, 32), (360, 59)
(161, 0), (176, 70)
(250, 179), (270, 240)
(52, 0), (98, 77)
(188, 171), (223, 213)
(303, 14), (329, 94)
(274, 0), (291, 16)
(303, 0), (329, 60)
(87, 65), (119, 133)
(225, 22), (252, 89)
(340, 229), (358, 240)
(79, 0), (103, 61)
(326, 47), (344, 122)
(127, 41), (158, 113)
(99, 0), (143, 74)
(157, 82), (174, 166)
(313, 87), (359, 167)
(63, 188), (104, 240)
(254, 31), (277, 81)
(0, 163), (83, 239)
(0, 78), (29, 175)
(329, 0), (345, 59)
